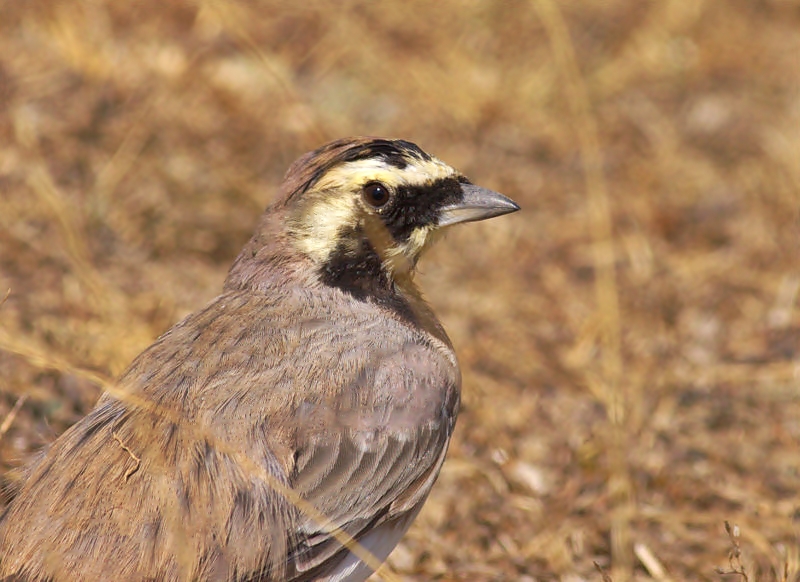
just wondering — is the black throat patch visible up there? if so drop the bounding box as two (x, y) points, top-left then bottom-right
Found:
(319, 231), (418, 323)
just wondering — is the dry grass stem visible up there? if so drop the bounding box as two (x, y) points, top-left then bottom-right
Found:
(0, 395), (28, 443)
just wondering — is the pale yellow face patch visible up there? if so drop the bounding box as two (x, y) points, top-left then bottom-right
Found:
(312, 156), (457, 194)
(288, 192), (359, 262)
(287, 156), (459, 274)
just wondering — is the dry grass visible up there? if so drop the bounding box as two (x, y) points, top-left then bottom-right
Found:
(1, 1), (800, 580)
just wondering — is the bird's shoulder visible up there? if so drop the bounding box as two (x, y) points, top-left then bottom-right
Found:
(120, 286), (460, 422)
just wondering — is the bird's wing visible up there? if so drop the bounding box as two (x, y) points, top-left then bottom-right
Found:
(285, 342), (460, 577)
(0, 292), (459, 582)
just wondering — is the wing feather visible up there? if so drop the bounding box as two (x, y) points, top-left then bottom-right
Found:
(288, 344), (459, 577)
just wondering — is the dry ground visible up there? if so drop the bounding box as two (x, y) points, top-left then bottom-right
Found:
(1, 1), (799, 580)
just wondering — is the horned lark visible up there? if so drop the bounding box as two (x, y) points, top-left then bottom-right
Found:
(0, 137), (519, 581)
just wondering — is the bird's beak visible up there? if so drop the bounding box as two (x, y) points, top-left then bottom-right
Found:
(437, 184), (520, 227)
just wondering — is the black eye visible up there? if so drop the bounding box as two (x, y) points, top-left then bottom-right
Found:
(362, 182), (391, 209)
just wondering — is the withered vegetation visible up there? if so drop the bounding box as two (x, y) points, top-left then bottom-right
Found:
(1, 1), (799, 580)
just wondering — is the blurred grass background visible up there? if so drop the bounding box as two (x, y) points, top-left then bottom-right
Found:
(1, 0), (800, 580)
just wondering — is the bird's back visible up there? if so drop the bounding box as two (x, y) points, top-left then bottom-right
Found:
(0, 285), (460, 581)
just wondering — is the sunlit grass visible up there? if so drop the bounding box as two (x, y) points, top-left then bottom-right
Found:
(1, 1), (799, 579)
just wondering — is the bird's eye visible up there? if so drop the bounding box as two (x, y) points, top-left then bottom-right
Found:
(362, 182), (391, 209)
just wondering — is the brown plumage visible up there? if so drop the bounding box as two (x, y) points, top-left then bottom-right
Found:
(0, 137), (518, 581)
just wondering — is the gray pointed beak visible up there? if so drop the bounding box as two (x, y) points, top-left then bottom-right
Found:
(437, 184), (520, 227)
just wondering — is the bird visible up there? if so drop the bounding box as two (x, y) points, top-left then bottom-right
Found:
(0, 137), (519, 581)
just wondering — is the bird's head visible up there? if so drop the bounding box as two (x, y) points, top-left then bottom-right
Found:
(226, 137), (519, 301)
